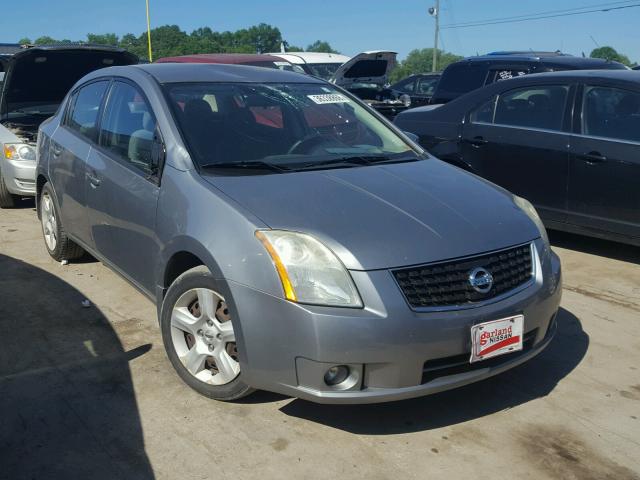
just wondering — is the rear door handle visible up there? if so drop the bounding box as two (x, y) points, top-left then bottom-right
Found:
(86, 171), (101, 188)
(580, 151), (607, 165)
(466, 136), (489, 147)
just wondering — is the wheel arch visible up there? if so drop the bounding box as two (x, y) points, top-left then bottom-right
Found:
(35, 174), (49, 219)
(157, 237), (227, 304)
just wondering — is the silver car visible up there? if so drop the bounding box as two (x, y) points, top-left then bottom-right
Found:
(0, 45), (137, 207)
(36, 64), (562, 404)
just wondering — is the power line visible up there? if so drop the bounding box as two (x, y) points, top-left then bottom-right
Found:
(442, 0), (635, 27)
(441, 1), (640, 29)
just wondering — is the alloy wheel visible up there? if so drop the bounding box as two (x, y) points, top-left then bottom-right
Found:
(41, 192), (58, 251)
(170, 288), (240, 385)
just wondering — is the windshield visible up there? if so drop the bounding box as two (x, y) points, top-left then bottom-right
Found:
(306, 63), (344, 80)
(165, 82), (421, 172)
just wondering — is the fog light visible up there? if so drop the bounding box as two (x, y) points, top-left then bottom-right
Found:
(324, 365), (350, 386)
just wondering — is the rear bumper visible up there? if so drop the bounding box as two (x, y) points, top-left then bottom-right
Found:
(230, 241), (562, 404)
(1, 158), (36, 196)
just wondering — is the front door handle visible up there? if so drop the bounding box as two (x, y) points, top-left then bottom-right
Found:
(466, 136), (489, 147)
(51, 145), (63, 158)
(580, 151), (607, 165)
(86, 171), (101, 188)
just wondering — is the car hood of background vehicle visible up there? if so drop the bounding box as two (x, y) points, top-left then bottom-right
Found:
(0, 46), (138, 116)
(331, 51), (398, 88)
(203, 159), (540, 271)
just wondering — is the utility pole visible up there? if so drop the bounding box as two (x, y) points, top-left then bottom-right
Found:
(429, 0), (440, 72)
(145, 0), (153, 62)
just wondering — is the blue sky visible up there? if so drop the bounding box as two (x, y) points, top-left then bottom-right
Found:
(5, 0), (639, 62)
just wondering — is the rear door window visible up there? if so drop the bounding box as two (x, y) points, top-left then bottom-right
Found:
(437, 64), (487, 98)
(582, 86), (640, 143)
(394, 78), (416, 93)
(99, 81), (157, 174)
(493, 85), (569, 131)
(487, 69), (529, 84)
(66, 81), (109, 141)
(417, 77), (439, 95)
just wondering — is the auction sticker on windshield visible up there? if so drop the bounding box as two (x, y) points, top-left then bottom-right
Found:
(308, 94), (350, 104)
(470, 315), (524, 363)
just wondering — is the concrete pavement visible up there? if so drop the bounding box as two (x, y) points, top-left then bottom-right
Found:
(1, 201), (638, 480)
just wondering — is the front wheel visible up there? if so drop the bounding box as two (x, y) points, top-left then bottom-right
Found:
(160, 266), (253, 401)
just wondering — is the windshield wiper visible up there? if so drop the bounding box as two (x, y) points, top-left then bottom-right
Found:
(199, 161), (288, 172)
(296, 155), (419, 171)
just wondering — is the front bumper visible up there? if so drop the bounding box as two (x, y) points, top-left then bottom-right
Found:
(0, 157), (36, 196)
(230, 240), (562, 404)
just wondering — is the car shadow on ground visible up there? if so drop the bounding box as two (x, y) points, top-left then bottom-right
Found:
(0, 254), (155, 480)
(549, 230), (640, 265)
(280, 307), (587, 434)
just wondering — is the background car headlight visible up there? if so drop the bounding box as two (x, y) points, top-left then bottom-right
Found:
(399, 94), (412, 107)
(256, 230), (362, 307)
(514, 195), (549, 245)
(3, 143), (36, 161)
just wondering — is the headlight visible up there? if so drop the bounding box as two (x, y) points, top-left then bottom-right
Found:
(514, 195), (548, 245)
(399, 94), (412, 107)
(3, 143), (36, 161)
(256, 230), (362, 307)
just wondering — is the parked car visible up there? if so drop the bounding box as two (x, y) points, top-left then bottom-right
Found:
(36, 63), (561, 404)
(395, 69), (640, 246)
(0, 44), (138, 208)
(330, 51), (412, 120)
(633, 65), (640, 71)
(430, 51), (628, 105)
(155, 53), (304, 73)
(390, 73), (441, 107)
(266, 51), (351, 80)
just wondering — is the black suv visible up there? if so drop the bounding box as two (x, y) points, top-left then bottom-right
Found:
(430, 51), (627, 104)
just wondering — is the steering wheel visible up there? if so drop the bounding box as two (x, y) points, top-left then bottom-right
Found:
(288, 134), (340, 155)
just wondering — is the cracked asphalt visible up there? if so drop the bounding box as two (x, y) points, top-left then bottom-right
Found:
(1, 201), (639, 480)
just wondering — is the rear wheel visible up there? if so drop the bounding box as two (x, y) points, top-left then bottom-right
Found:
(0, 169), (20, 208)
(40, 183), (85, 261)
(161, 266), (253, 401)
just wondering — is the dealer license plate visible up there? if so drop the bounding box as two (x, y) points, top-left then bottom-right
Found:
(470, 315), (524, 363)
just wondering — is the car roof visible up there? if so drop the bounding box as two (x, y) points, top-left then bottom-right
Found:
(456, 54), (625, 69)
(521, 69), (639, 82)
(94, 63), (326, 84)
(270, 52), (351, 64)
(0, 43), (24, 55)
(155, 53), (288, 64)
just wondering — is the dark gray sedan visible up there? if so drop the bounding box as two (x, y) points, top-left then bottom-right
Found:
(394, 70), (640, 247)
(36, 64), (561, 403)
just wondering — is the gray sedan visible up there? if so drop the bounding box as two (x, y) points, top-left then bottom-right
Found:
(36, 64), (562, 403)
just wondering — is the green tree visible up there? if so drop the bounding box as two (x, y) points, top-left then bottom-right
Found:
(306, 40), (339, 54)
(284, 44), (304, 52)
(390, 48), (463, 82)
(87, 33), (119, 46)
(33, 36), (58, 45)
(590, 46), (632, 66)
(18, 37), (32, 45)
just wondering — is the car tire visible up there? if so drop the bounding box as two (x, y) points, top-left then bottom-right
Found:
(160, 266), (254, 401)
(0, 169), (20, 208)
(40, 183), (85, 262)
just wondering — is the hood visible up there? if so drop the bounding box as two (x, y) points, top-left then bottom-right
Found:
(1, 46), (138, 118)
(203, 160), (540, 270)
(331, 51), (397, 88)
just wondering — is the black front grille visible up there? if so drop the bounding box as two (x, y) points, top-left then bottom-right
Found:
(393, 244), (533, 309)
